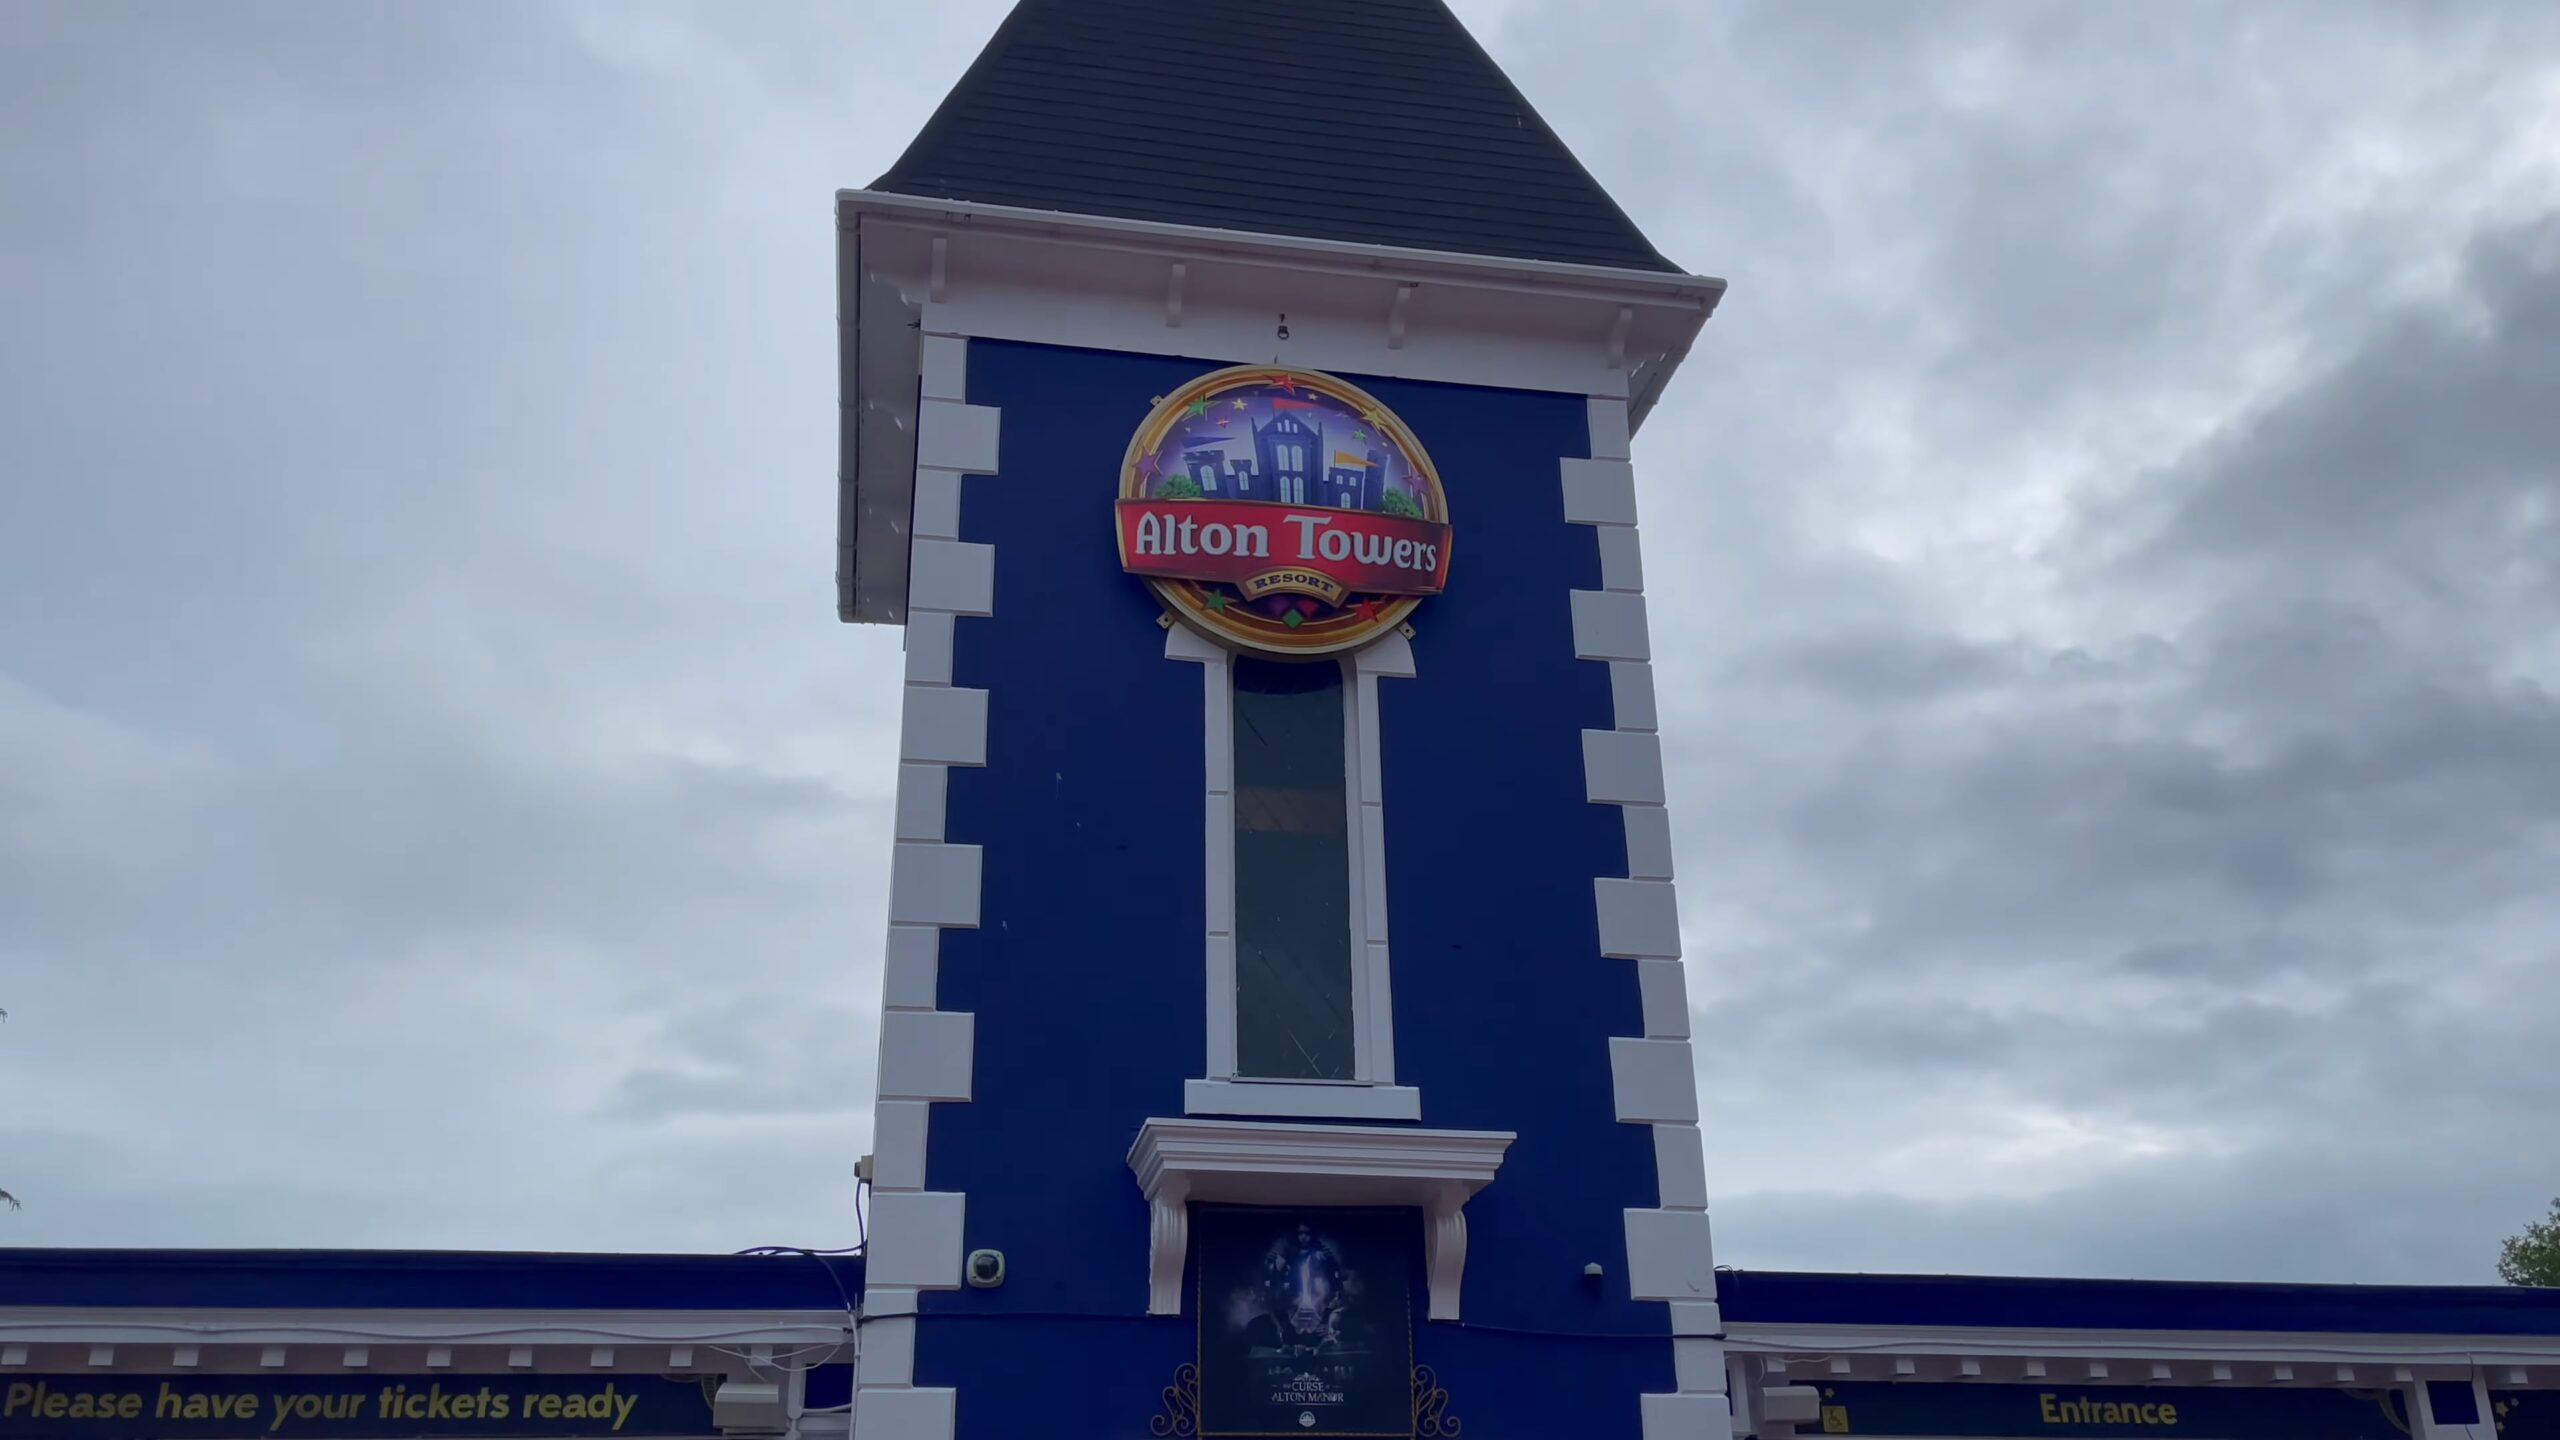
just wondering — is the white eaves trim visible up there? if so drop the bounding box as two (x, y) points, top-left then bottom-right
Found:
(0, 1310), (848, 1348)
(1724, 1322), (2560, 1368)
(841, 189), (1726, 311)
(1126, 1117), (1513, 1322)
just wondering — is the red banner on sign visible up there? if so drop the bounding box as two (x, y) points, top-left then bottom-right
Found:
(1116, 499), (1452, 604)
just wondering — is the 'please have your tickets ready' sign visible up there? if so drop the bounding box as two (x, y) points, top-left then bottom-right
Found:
(1, 1375), (717, 1438)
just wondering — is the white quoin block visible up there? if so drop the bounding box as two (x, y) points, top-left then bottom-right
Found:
(889, 842), (982, 928)
(1636, 958), (1692, 1039)
(1624, 805), (1675, 880)
(1596, 878), (1682, 958)
(1598, 525), (1646, 593)
(901, 686), (989, 766)
(1587, 398), (1633, 461)
(1610, 661), (1659, 732)
(881, 923), (940, 1010)
(856, 1316), (917, 1388)
(1641, 1390), (1734, 1440)
(893, 763), (948, 843)
(919, 335), (967, 402)
(911, 469), (964, 541)
(1625, 1207), (1718, 1300)
(1561, 457), (1640, 526)
(1572, 589), (1651, 661)
(1654, 1124), (1710, 1210)
(870, 1099), (932, 1191)
(853, 1384), (956, 1440)
(916, 398), (1001, 474)
(1584, 729), (1668, 806)
(1610, 1036), (1701, 1124)
(877, 1008), (976, 1102)
(904, 610), (956, 686)
(908, 539), (996, 617)
(863, 1191), (968, 1290)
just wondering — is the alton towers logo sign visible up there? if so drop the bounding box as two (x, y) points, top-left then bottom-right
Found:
(1115, 365), (1451, 656)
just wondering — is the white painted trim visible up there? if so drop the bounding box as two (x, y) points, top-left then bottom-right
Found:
(1640, 1391), (1735, 1440)
(877, 1008), (975, 1103)
(915, 399), (1000, 475)
(1571, 419), (1724, 1426)
(843, 188), (1728, 306)
(887, 842), (982, 929)
(1722, 1323), (2560, 1367)
(1126, 1118), (1513, 1320)
(864, 1192), (968, 1291)
(1625, 1208), (1718, 1301)
(1561, 458), (1640, 526)
(891, 763), (947, 843)
(851, 1384), (954, 1440)
(1571, 589), (1651, 661)
(1183, 1078), (1422, 1121)
(1587, 398), (1634, 461)
(1609, 1037), (1702, 1124)
(860, 343), (994, 1440)
(902, 613), (955, 687)
(898, 687), (988, 767)
(880, 924), (939, 1011)
(0, 1313), (847, 1347)
(906, 539), (995, 618)
(1169, 626), (1418, 1117)
(1596, 877), (1683, 958)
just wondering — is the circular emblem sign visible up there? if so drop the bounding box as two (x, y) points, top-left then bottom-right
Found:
(1114, 365), (1451, 656)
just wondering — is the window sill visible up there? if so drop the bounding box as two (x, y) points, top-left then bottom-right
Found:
(1184, 1078), (1423, 1123)
(1127, 1116), (1515, 1320)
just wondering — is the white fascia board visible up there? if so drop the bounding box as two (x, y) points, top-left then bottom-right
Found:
(1720, 1322), (2560, 1366)
(838, 189), (1726, 312)
(0, 1311), (850, 1346)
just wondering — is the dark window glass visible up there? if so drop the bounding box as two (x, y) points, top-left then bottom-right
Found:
(1232, 656), (1354, 1080)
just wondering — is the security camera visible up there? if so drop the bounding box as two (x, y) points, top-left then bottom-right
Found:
(964, 1249), (1005, 1288)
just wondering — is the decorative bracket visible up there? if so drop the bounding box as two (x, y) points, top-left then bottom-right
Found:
(1387, 283), (1415, 350)
(1166, 262), (1187, 328)
(1605, 304), (1634, 370)
(1127, 1117), (1514, 1321)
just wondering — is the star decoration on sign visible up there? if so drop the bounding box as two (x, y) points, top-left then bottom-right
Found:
(1203, 591), (1229, 611)
(1135, 452), (1163, 478)
(1359, 405), (1387, 426)
(1352, 599), (1381, 622)
(1231, 398), (1248, 410)
(1352, 428), (1368, 441)
(1216, 417), (1231, 427)
(1266, 373), (1299, 394)
(1184, 398), (1209, 417)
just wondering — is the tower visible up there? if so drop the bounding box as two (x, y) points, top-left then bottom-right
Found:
(835, 4), (1727, 1437)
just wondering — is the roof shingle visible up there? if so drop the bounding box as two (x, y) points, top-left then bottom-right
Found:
(872, 0), (1681, 273)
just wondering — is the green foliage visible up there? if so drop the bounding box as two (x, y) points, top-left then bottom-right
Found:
(1157, 473), (1203, 500)
(1379, 489), (1422, 518)
(2502, 1197), (2560, 1285)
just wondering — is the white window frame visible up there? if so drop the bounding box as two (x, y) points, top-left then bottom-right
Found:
(1167, 621), (1420, 1122)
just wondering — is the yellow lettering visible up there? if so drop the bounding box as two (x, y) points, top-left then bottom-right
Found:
(160, 1382), (188, 1419)
(118, 1393), (144, 1420)
(2041, 1394), (2060, 1424)
(535, 1393), (563, 1420)
(489, 1396), (512, 1421)
(2160, 1404), (2178, 1425)
(2, 1382), (30, 1418)
(39, 1394), (69, 1419)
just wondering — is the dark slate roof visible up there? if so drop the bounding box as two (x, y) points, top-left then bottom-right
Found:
(870, 0), (1680, 274)
(0, 1249), (862, 1312)
(1717, 1269), (2560, 1336)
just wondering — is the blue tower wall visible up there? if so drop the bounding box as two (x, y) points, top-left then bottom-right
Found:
(916, 338), (1668, 1438)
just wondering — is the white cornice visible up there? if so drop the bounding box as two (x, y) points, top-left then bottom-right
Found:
(838, 190), (1726, 311)
(1727, 1320), (2560, 1369)
(1125, 1117), (1513, 1323)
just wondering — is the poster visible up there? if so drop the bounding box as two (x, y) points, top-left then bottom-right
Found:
(1195, 1205), (1416, 1438)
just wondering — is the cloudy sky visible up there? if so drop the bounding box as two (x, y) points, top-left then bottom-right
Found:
(7, 0), (2560, 1284)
